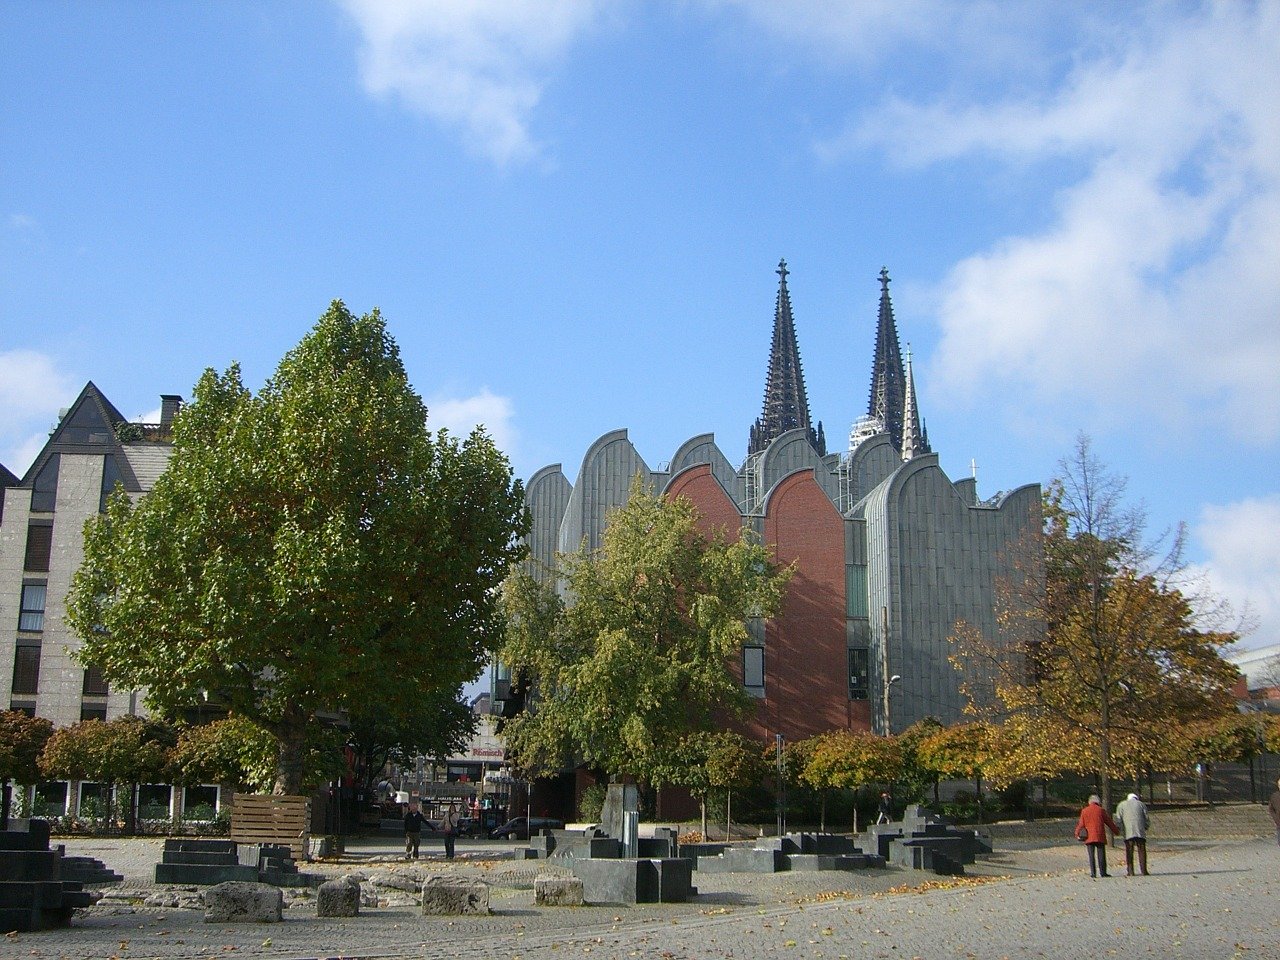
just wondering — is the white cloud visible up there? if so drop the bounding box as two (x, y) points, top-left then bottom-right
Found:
(0, 350), (77, 474)
(822, 3), (1280, 444)
(427, 388), (516, 455)
(1192, 496), (1280, 651)
(337, 0), (606, 165)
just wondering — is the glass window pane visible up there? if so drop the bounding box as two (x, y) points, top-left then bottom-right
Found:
(19, 583), (46, 632)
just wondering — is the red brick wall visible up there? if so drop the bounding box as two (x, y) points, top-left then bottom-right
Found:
(757, 470), (868, 740)
(669, 465), (869, 744)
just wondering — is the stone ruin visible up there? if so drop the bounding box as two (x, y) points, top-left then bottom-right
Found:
(0, 820), (105, 932)
(862, 804), (993, 875)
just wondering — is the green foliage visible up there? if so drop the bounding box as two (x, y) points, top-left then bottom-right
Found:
(38, 716), (173, 787)
(797, 729), (903, 792)
(346, 690), (476, 789)
(499, 480), (791, 787)
(0, 711), (54, 786)
(577, 782), (607, 822)
(66, 302), (528, 794)
(168, 716), (279, 792)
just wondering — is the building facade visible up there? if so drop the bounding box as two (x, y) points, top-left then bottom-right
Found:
(511, 264), (1041, 744)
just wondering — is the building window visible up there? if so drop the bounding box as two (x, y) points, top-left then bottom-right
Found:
(19, 583), (47, 632)
(12, 646), (40, 695)
(846, 565), (869, 618)
(82, 664), (109, 697)
(743, 646), (765, 698)
(80, 704), (108, 721)
(847, 647), (870, 701)
(8, 704), (35, 717)
(99, 455), (123, 512)
(24, 524), (53, 572)
(31, 455), (59, 512)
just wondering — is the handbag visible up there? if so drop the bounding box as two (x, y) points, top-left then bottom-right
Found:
(1076, 825), (1089, 842)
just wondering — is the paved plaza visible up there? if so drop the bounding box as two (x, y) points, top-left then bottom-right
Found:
(2, 827), (1276, 960)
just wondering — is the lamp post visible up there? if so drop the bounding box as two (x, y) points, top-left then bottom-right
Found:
(775, 734), (785, 838)
(883, 674), (901, 735)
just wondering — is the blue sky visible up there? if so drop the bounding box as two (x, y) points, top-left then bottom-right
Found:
(3, 1), (1277, 652)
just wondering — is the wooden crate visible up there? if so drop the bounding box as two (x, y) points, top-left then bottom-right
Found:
(230, 794), (310, 861)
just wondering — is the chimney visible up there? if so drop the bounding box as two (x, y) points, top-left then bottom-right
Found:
(160, 395), (183, 428)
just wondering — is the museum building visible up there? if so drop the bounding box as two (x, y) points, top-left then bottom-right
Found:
(501, 262), (1041, 749)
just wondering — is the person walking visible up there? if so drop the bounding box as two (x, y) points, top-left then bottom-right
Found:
(876, 792), (893, 824)
(1269, 777), (1280, 847)
(404, 802), (428, 860)
(441, 802), (460, 860)
(1114, 792), (1150, 875)
(1075, 794), (1119, 878)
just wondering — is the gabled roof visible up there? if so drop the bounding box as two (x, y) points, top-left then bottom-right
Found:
(19, 382), (148, 492)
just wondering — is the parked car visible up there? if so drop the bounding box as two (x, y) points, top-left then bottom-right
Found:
(489, 816), (564, 840)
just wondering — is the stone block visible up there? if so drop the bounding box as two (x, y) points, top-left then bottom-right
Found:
(420, 876), (490, 915)
(316, 876), (360, 917)
(675, 842), (725, 866)
(570, 858), (694, 904)
(695, 847), (785, 874)
(203, 881), (283, 923)
(534, 874), (584, 906)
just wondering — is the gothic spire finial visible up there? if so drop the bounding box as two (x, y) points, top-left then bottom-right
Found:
(867, 266), (907, 453)
(901, 342), (924, 462)
(748, 259), (825, 457)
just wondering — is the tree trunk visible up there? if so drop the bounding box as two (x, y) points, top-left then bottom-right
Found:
(726, 789), (732, 842)
(700, 796), (707, 840)
(1, 780), (11, 830)
(820, 791), (827, 833)
(273, 707), (309, 796)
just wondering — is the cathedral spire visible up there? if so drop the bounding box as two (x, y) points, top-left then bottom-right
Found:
(749, 259), (825, 457)
(868, 267), (906, 453)
(900, 344), (925, 461)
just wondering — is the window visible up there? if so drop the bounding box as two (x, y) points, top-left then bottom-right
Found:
(846, 565), (869, 618)
(19, 583), (46, 632)
(80, 705), (107, 722)
(31, 455), (59, 512)
(743, 646), (765, 697)
(99, 455), (123, 512)
(24, 524), (53, 572)
(82, 664), (109, 697)
(12, 646), (40, 695)
(847, 647), (870, 701)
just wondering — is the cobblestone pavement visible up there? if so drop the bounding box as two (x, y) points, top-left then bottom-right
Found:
(5, 835), (1276, 959)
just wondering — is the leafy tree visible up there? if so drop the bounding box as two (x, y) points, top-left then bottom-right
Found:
(679, 731), (768, 840)
(0, 711), (53, 827)
(346, 691), (476, 790)
(951, 435), (1239, 808)
(893, 716), (945, 804)
(66, 302), (528, 794)
(167, 716), (280, 793)
(38, 716), (174, 832)
(797, 729), (902, 832)
(499, 480), (790, 788)
(915, 722), (995, 820)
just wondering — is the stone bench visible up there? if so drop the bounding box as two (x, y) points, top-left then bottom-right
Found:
(203, 881), (283, 923)
(420, 876), (490, 915)
(535, 874), (584, 906)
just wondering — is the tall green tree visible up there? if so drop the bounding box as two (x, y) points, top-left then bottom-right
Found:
(346, 690), (477, 790)
(66, 302), (528, 794)
(951, 435), (1239, 807)
(499, 480), (790, 787)
(0, 711), (53, 827)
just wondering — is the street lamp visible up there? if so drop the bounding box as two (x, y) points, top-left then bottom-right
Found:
(775, 734), (785, 838)
(883, 674), (902, 735)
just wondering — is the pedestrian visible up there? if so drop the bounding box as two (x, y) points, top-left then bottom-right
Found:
(1075, 793), (1119, 878)
(404, 801), (428, 860)
(1269, 777), (1280, 847)
(1114, 792), (1150, 875)
(441, 802), (460, 860)
(876, 791), (893, 824)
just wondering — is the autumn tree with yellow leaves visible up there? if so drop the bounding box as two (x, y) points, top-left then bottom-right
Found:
(951, 435), (1239, 808)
